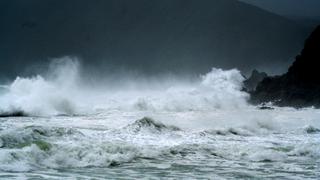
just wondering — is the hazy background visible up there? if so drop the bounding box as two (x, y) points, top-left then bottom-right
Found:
(0, 0), (317, 81)
(241, 0), (320, 19)
(241, 0), (320, 28)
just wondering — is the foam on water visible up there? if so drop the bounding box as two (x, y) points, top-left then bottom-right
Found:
(0, 115), (319, 178)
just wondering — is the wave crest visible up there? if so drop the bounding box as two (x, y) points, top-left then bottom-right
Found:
(125, 117), (181, 133)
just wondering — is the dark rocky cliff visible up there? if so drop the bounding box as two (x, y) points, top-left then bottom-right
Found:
(250, 25), (320, 107)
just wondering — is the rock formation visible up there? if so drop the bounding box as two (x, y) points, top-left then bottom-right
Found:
(250, 25), (320, 107)
(244, 70), (268, 91)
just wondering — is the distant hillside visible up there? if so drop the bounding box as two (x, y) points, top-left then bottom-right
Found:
(0, 0), (307, 78)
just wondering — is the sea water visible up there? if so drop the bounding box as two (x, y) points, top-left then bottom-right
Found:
(0, 58), (319, 179)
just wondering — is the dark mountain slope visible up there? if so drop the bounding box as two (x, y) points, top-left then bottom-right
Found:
(0, 0), (307, 78)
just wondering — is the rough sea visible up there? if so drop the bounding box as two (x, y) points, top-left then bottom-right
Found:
(0, 58), (319, 179)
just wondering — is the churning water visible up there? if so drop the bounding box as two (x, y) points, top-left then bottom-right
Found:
(0, 58), (319, 179)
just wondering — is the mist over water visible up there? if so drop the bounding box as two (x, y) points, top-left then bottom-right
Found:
(0, 57), (319, 179)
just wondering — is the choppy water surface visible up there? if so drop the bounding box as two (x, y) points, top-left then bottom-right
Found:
(0, 108), (319, 179)
(0, 59), (319, 179)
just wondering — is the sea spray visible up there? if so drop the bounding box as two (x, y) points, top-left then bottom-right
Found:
(96, 68), (250, 112)
(0, 57), (250, 116)
(0, 57), (81, 116)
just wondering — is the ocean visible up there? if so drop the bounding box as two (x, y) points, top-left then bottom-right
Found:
(0, 58), (319, 179)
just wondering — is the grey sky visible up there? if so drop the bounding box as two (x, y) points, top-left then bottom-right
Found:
(240, 0), (320, 19)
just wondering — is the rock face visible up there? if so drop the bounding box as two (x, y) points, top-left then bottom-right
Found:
(244, 70), (268, 91)
(251, 25), (320, 107)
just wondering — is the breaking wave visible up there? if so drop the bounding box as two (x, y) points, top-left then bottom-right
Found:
(0, 57), (83, 117)
(0, 57), (249, 117)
